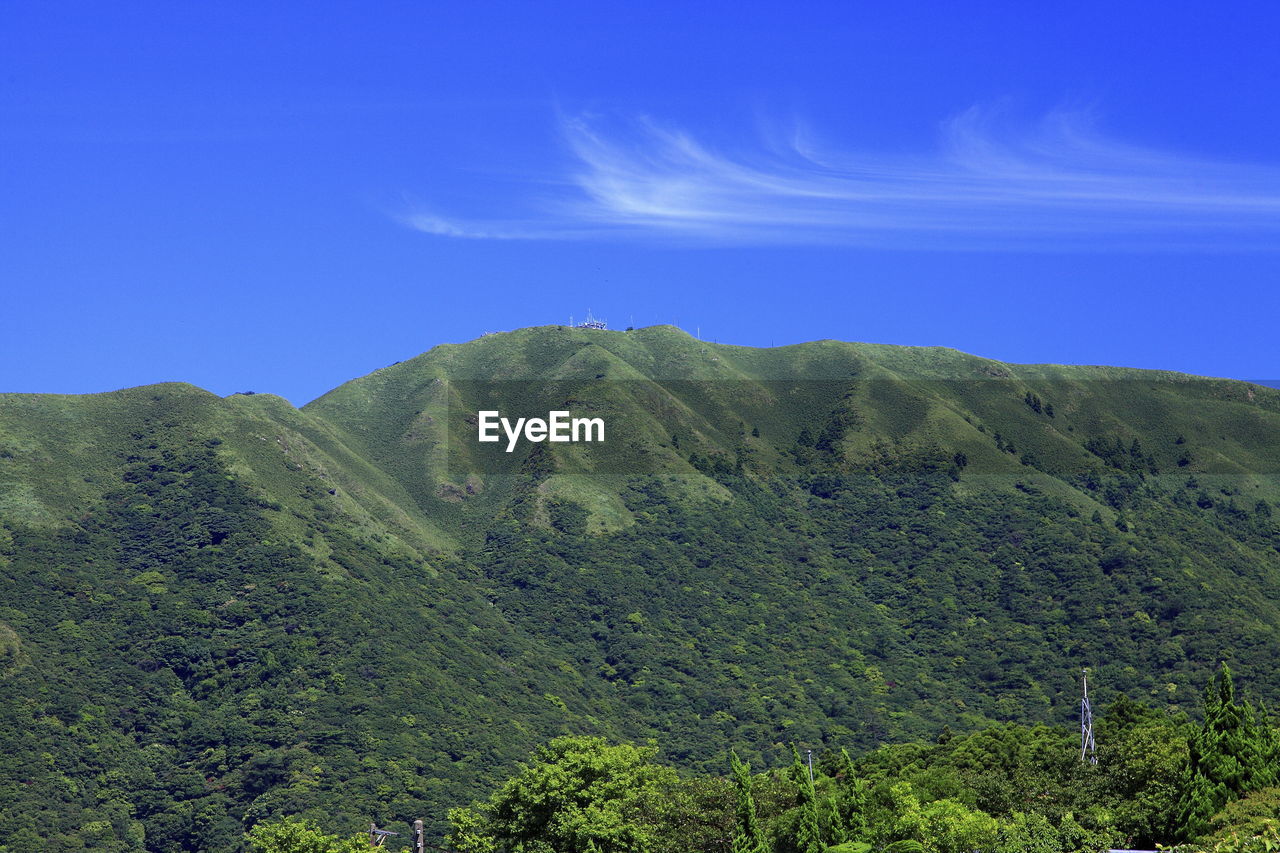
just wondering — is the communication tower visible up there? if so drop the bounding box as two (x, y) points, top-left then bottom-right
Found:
(1080, 668), (1097, 765)
(573, 309), (607, 330)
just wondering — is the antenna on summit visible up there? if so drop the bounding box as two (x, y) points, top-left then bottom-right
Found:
(573, 309), (607, 330)
(1080, 668), (1097, 765)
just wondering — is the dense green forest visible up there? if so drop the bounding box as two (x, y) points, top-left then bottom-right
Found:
(2, 326), (1280, 850)
(245, 666), (1280, 853)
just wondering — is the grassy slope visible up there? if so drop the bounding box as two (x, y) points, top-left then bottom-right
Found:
(0, 382), (629, 850)
(303, 325), (1280, 533)
(8, 325), (1272, 544)
(2, 326), (1280, 851)
(0, 383), (452, 554)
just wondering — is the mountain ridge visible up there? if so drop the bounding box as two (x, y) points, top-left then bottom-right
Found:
(2, 326), (1280, 851)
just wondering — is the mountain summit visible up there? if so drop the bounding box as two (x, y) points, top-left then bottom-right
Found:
(2, 326), (1279, 850)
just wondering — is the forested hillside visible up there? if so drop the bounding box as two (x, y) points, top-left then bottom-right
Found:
(421, 668), (1280, 853)
(2, 326), (1279, 851)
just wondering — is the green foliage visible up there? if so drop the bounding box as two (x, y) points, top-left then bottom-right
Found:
(245, 817), (367, 853)
(994, 811), (1064, 853)
(729, 752), (771, 853)
(1176, 665), (1280, 841)
(455, 735), (681, 853)
(1166, 822), (1280, 853)
(448, 807), (500, 853)
(0, 402), (598, 849)
(789, 747), (825, 853)
(4, 327), (1280, 849)
(885, 781), (999, 853)
(256, 665), (1271, 853)
(1095, 695), (1189, 846)
(831, 750), (867, 843)
(879, 843), (925, 853)
(1198, 788), (1280, 848)
(439, 712), (1190, 853)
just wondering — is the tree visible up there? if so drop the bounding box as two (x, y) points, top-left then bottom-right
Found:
(993, 811), (1062, 853)
(888, 781), (999, 853)
(1094, 696), (1189, 847)
(245, 817), (367, 853)
(788, 747), (825, 853)
(729, 751), (770, 853)
(457, 735), (680, 853)
(832, 748), (868, 843)
(449, 806), (500, 853)
(1175, 665), (1280, 841)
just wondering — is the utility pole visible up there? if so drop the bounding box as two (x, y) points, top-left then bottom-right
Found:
(368, 823), (399, 848)
(414, 819), (425, 853)
(1080, 668), (1097, 765)
(805, 749), (815, 784)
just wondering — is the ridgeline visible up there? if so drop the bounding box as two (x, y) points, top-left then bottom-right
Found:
(2, 326), (1279, 851)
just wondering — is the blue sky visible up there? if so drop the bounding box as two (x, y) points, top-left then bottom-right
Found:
(3, 2), (1279, 404)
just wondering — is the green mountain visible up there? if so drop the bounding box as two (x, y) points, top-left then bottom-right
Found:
(2, 326), (1279, 852)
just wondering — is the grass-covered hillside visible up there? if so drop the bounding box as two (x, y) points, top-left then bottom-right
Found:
(1, 326), (1279, 851)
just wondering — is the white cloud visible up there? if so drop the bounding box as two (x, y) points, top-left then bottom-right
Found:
(402, 107), (1280, 248)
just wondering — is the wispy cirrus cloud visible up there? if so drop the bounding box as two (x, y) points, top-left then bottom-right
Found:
(400, 107), (1280, 248)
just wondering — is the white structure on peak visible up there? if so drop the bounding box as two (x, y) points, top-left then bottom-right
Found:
(571, 309), (607, 330)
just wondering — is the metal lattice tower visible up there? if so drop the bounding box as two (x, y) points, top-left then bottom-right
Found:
(1080, 668), (1097, 765)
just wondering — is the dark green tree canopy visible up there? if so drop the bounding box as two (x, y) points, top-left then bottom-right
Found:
(451, 736), (680, 853)
(1175, 664), (1280, 841)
